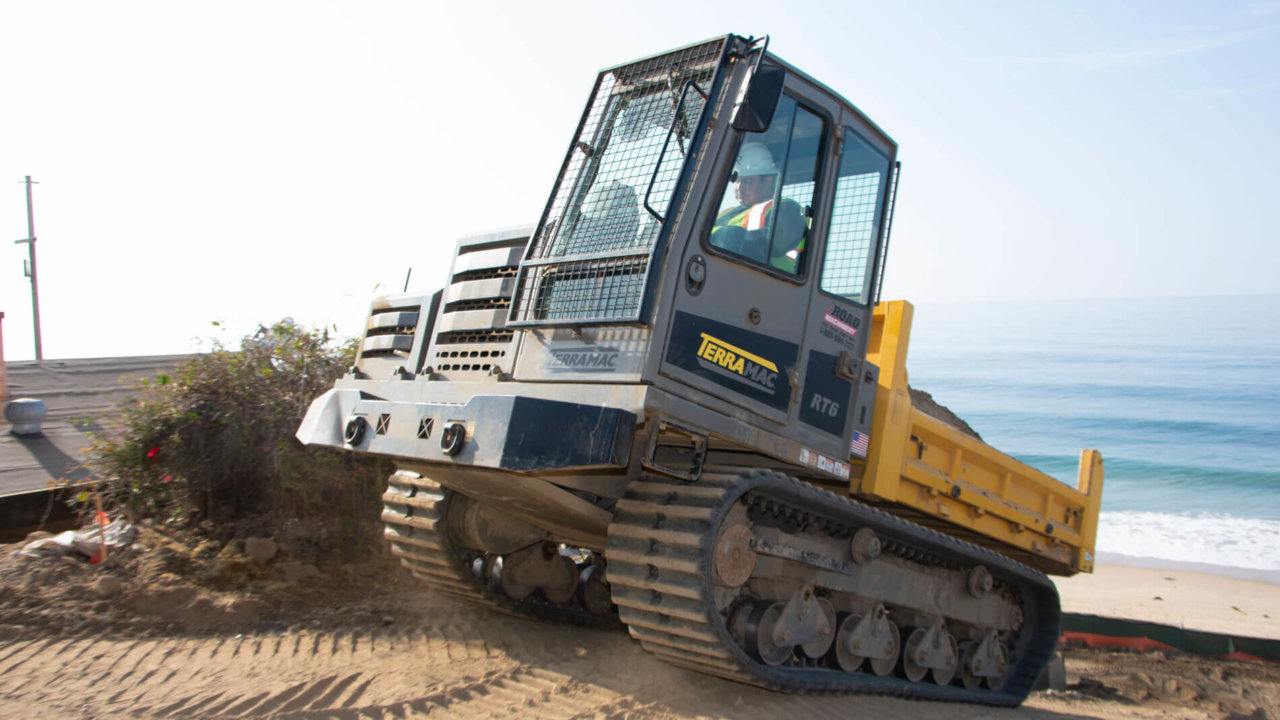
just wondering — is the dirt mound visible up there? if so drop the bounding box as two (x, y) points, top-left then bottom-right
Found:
(910, 387), (983, 440)
(0, 520), (400, 638)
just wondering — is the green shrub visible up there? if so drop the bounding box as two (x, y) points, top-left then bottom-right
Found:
(91, 320), (391, 536)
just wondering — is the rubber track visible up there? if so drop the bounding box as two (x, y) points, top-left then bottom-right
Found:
(382, 470), (617, 628)
(604, 469), (1059, 706)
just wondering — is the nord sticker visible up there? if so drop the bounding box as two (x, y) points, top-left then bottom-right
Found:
(820, 305), (861, 349)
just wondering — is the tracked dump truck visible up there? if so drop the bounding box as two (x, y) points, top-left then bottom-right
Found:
(296, 35), (1105, 706)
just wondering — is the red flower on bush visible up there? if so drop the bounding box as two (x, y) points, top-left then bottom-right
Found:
(147, 446), (161, 461)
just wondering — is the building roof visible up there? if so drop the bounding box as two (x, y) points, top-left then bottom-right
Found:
(1, 355), (194, 497)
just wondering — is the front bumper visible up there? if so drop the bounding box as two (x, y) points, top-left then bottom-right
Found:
(296, 388), (637, 472)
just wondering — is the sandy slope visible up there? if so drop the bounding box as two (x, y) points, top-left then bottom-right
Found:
(1, 568), (1277, 720)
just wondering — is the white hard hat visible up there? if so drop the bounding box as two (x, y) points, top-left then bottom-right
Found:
(734, 142), (778, 177)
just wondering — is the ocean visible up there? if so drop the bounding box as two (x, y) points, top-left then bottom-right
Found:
(906, 294), (1280, 573)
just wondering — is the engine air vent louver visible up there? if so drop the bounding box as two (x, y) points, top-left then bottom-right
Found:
(443, 297), (511, 313)
(452, 266), (519, 283)
(361, 306), (421, 358)
(422, 228), (530, 381)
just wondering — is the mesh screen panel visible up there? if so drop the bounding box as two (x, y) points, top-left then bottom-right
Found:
(780, 181), (815, 205)
(511, 38), (726, 325)
(820, 127), (891, 304)
(821, 175), (882, 301)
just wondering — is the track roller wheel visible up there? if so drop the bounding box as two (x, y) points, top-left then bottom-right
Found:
(901, 627), (929, 683)
(832, 609), (900, 676)
(984, 644), (1010, 691)
(801, 598), (837, 659)
(746, 602), (795, 666)
(959, 641), (982, 690)
(726, 598), (760, 649)
(578, 563), (613, 615)
(833, 613), (867, 673)
(933, 633), (960, 686)
(960, 630), (1011, 691)
(902, 623), (959, 685)
(868, 624), (900, 677)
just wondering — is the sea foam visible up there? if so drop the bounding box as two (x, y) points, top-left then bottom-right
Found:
(908, 296), (1280, 575)
(1097, 511), (1280, 571)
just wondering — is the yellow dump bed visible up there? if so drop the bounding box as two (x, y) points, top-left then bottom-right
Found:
(852, 301), (1104, 577)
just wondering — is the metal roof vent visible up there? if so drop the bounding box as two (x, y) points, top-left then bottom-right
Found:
(5, 397), (46, 437)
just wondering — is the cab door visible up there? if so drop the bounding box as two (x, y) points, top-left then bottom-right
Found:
(659, 88), (836, 428)
(794, 113), (899, 461)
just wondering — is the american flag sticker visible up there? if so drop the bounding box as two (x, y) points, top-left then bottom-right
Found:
(850, 431), (870, 458)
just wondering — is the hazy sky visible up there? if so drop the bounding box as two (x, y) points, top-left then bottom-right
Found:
(2, 1), (1277, 361)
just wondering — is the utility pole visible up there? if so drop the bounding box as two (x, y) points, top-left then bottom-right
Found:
(14, 176), (42, 360)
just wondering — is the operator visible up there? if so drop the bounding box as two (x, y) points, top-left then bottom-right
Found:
(710, 142), (807, 273)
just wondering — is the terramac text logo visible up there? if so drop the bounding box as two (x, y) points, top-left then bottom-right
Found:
(696, 333), (778, 393)
(547, 346), (619, 372)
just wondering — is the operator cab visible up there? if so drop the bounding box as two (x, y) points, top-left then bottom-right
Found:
(506, 35), (898, 476)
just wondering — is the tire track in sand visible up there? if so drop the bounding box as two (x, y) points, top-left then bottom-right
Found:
(0, 592), (1075, 720)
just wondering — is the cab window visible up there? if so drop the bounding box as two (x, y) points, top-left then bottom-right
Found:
(708, 95), (826, 276)
(820, 127), (892, 304)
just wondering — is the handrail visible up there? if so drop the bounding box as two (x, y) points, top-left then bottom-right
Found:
(642, 79), (707, 222)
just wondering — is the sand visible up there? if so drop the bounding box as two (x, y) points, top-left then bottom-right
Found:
(2, 538), (1279, 720)
(1057, 561), (1280, 641)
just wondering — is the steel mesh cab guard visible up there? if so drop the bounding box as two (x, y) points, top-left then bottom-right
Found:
(508, 37), (733, 327)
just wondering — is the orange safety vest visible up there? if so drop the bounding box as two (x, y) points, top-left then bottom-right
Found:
(714, 200), (805, 272)
(715, 200), (774, 232)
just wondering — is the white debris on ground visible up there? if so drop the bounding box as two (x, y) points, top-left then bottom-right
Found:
(14, 519), (137, 561)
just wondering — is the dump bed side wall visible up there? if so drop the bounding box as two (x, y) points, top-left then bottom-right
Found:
(856, 301), (1104, 577)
